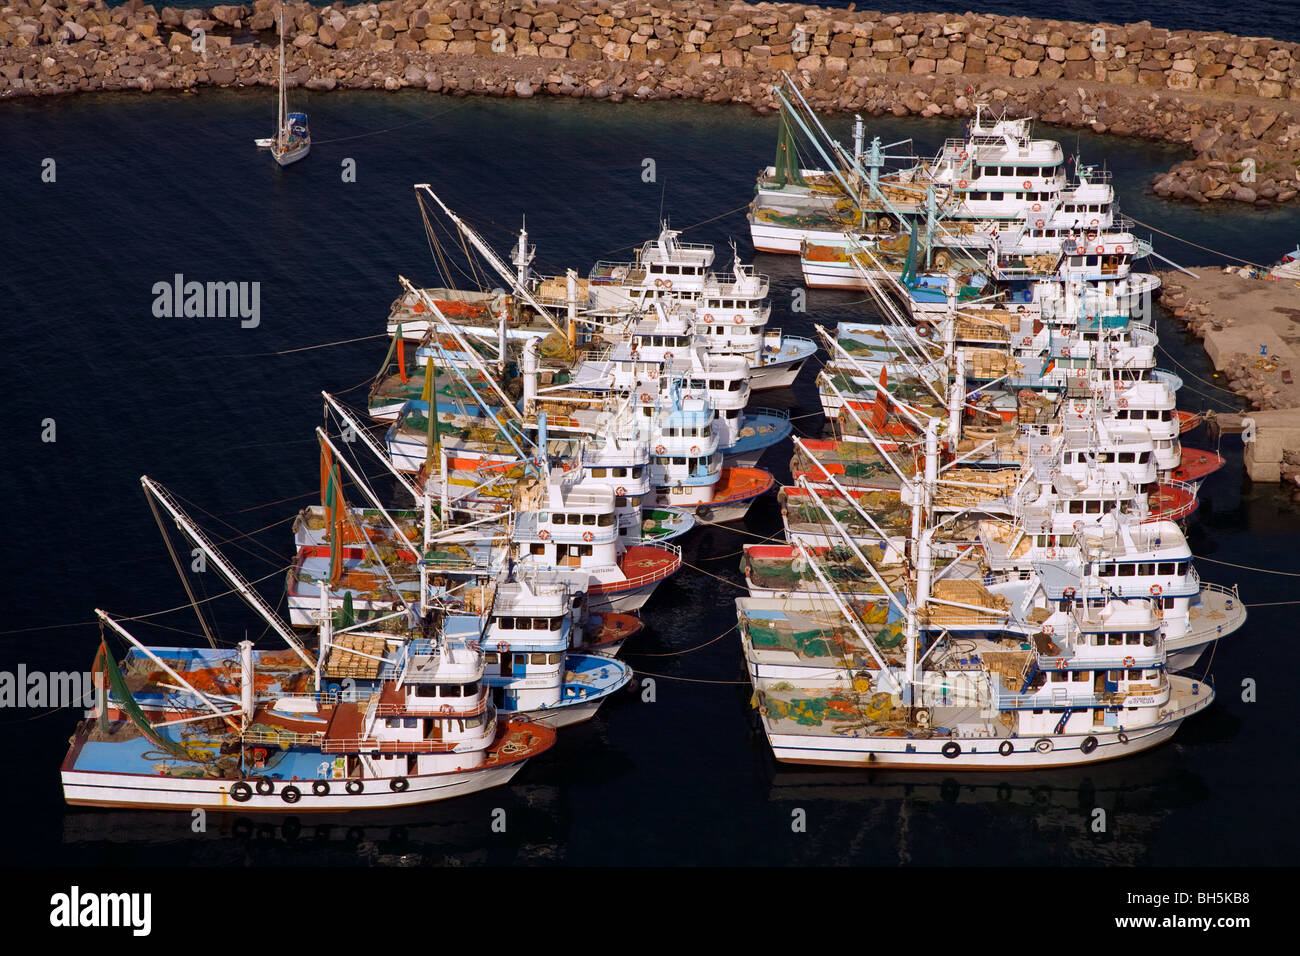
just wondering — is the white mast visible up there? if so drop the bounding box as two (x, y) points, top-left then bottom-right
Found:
(277, 3), (286, 148)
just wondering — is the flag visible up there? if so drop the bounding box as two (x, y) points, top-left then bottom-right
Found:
(396, 324), (408, 384)
(872, 366), (888, 432)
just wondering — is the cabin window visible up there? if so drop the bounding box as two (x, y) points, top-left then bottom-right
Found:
(531, 653), (548, 665)
(485, 651), (499, 664)
(530, 543), (545, 556)
(1158, 562), (1175, 575)
(1117, 564), (1135, 577)
(598, 513), (614, 527)
(1139, 563), (1155, 576)
(498, 617), (514, 629)
(582, 514), (596, 526)
(548, 652), (564, 664)
(1050, 671), (1067, 682)
(590, 467), (607, 478)
(1072, 670), (1088, 682)
(578, 545), (592, 557)
(550, 617), (563, 631)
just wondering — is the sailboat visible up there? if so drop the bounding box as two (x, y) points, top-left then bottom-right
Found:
(254, 4), (310, 166)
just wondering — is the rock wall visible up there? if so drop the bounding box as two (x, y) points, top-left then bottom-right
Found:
(3, 1), (1299, 205)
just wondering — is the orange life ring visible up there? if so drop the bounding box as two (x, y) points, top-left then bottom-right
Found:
(664, 351), (674, 362)
(1118, 398), (1128, 408)
(538, 529), (550, 540)
(654, 278), (664, 288)
(958, 178), (969, 189)
(1062, 345), (1071, 357)
(1094, 245), (1104, 254)
(1055, 657), (1067, 670)
(640, 392), (653, 403)
(655, 444), (666, 455)
(1021, 336), (1032, 346)
(496, 641), (509, 653)
(1045, 547), (1057, 559)
(1063, 587), (1076, 600)
(1043, 624), (1055, 635)
(1032, 203), (1042, 213)
(1090, 218), (1099, 227)
(1149, 584), (1162, 596)
(582, 531), (594, 542)
(1122, 656), (1136, 668)
(1073, 402), (1085, 414)
(690, 445), (700, 455)
(959, 150), (969, 160)
(1035, 218), (1045, 228)
(615, 485), (627, 496)
(733, 314), (743, 324)
(703, 313), (714, 323)
(1022, 179), (1033, 190)
(440, 704), (453, 715)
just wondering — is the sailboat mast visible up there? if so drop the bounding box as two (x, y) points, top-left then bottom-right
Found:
(277, 4), (286, 145)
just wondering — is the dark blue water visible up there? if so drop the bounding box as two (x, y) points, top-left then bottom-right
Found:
(1, 89), (1296, 866)
(811, 2), (1300, 45)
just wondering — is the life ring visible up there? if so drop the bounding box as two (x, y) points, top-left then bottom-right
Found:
(1038, 443), (1050, 454)
(1073, 402), (1085, 414)
(664, 351), (674, 362)
(390, 777), (410, 793)
(1080, 735), (1099, 755)
(1045, 548), (1056, 559)
(1032, 203), (1042, 213)
(538, 529), (550, 541)
(1055, 657), (1067, 670)
(1022, 179), (1032, 190)
(663, 279), (673, 291)
(281, 785), (302, 804)
(655, 444), (666, 455)
(916, 321), (932, 338)
(1043, 624), (1055, 635)
(1118, 732), (1129, 745)
(312, 780), (330, 797)
(1090, 218), (1099, 227)
(653, 278), (664, 288)
(1021, 336), (1032, 346)
(704, 314), (715, 323)
(958, 178), (969, 189)
(733, 314), (744, 324)
(1035, 738), (1053, 753)
(1035, 218), (1044, 228)
(941, 741), (961, 759)
(440, 704), (453, 715)
(914, 708), (931, 726)
(1118, 398), (1128, 408)
(639, 392), (653, 403)
(230, 781), (253, 802)
(689, 445), (700, 455)
(255, 776), (274, 796)
(1149, 584), (1162, 596)
(1122, 656), (1136, 667)
(959, 149), (969, 160)
(1094, 245), (1104, 254)
(615, 485), (627, 496)
(583, 530), (594, 542)
(1016, 305), (1027, 314)
(467, 640), (481, 652)
(1063, 587), (1076, 600)
(345, 778), (364, 795)
(1062, 345), (1071, 357)
(998, 740), (1014, 757)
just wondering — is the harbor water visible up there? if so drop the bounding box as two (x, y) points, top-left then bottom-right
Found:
(1, 89), (1296, 865)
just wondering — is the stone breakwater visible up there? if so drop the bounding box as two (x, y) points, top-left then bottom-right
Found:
(3, 0), (1299, 205)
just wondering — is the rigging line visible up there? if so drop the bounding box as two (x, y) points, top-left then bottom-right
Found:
(0, 566), (293, 638)
(204, 332), (389, 360)
(1126, 214), (1266, 269)
(1156, 344), (1244, 399)
(147, 490), (219, 650)
(308, 105), (461, 146)
(1196, 554), (1300, 576)
(626, 624), (738, 657)
(1243, 600), (1300, 606)
(591, 202), (753, 259)
(631, 668), (750, 686)
(690, 516), (787, 542)
(173, 490), (286, 565)
(681, 559), (747, 590)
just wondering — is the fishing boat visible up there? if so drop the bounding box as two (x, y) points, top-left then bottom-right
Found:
(1272, 244), (1300, 281)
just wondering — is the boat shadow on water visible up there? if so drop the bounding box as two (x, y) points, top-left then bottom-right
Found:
(60, 782), (569, 865)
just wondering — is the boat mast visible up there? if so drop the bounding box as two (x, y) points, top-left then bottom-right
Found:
(277, 3), (286, 147)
